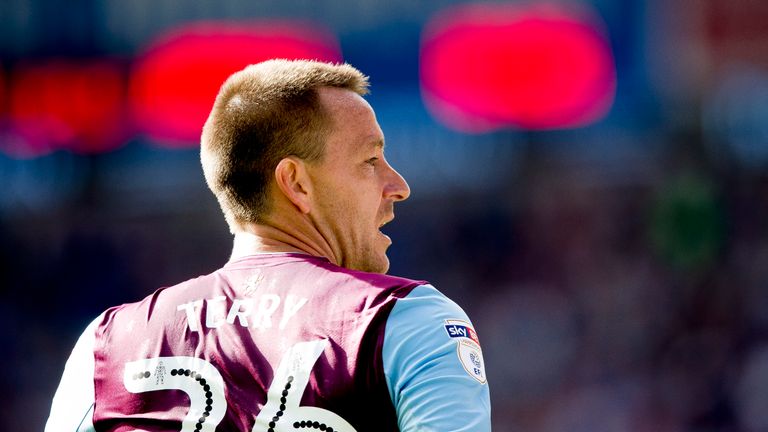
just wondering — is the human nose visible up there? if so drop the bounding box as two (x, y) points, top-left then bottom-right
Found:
(384, 161), (410, 202)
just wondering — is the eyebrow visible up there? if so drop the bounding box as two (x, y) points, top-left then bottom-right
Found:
(360, 135), (385, 152)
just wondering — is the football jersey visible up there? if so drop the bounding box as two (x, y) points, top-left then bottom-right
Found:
(46, 253), (491, 431)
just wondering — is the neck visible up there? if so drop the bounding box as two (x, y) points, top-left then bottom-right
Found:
(231, 220), (338, 265)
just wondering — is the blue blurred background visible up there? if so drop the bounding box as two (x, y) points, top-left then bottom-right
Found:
(3, 0), (768, 430)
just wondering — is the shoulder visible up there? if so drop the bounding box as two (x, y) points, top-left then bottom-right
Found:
(95, 271), (220, 334)
(382, 285), (491, 431)
(307, 260), (429, 304)
(387, 284), (465, 316)
(385, 285), (483, 368)
(318, 260), (427, 289)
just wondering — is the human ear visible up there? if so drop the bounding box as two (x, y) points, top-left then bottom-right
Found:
(274, 157), (312, 214)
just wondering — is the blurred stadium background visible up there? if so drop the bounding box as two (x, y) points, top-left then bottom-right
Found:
(3, 0), (768, 430)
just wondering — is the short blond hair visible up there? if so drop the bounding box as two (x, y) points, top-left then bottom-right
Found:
(200, 59), (369, 228)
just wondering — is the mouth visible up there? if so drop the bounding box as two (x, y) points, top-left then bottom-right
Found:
(378, 218), (393, 242)
(378, 216), (394, 230)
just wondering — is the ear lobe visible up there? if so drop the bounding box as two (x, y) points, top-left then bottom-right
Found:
(274, 157), (312, 214)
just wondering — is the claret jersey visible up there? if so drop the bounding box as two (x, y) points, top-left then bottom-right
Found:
(46, 253), (491, 431)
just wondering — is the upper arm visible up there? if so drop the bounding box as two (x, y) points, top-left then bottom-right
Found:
(45, 314), (103, 432)
(383, 285), (491, 431)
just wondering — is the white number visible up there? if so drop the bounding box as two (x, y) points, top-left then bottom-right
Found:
(252, 339), (357, 432)
(124, 356), (227, 432)
(123, 339), (356, 432)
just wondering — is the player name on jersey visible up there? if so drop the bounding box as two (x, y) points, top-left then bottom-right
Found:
(176, 294), (308, 332)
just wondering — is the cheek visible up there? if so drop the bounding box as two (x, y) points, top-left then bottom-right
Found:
(318, 176), (381, 229)
(327, 196), (363, 233)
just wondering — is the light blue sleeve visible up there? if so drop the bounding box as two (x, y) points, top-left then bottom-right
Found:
(383, 284), (491, 431)
(45, 314), (102, 432)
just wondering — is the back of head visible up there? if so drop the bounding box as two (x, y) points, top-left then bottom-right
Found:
(200, 59), (369, 230)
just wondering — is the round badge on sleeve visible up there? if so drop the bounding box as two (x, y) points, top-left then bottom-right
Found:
(444, 319), (487, 384)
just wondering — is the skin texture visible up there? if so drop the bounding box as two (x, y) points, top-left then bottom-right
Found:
(232, 87), (410, 274)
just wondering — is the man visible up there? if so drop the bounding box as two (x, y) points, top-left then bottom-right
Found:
(46, 59), (490, 431)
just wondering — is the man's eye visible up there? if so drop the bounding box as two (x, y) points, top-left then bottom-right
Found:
(365, 157), (379, 166)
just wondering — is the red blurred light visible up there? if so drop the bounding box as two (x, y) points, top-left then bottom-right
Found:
(129, 21), (343, 146)
(5, 61), (125, 158)
(420, 3), (616, 132)
(0, 67), (4, 115)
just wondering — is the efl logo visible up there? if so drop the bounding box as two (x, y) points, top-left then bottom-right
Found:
(444, 319), (486, 384)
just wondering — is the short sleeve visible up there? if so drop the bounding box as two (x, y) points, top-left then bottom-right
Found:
(45, 314), (103, 432)
(383, 285), (491, 431)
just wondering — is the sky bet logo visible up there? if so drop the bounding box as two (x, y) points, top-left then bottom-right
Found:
(444, 323), (480, 345)
(444, 319), (486, 383)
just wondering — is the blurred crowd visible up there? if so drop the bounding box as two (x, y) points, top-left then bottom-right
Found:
(396, 136), (768, 432)
(3, 124), (768, 431)
(2, 0), (768, 431)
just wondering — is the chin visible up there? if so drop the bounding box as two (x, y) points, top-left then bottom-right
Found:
(375, 256), (391, 274)
(372, 260), (390, 275)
